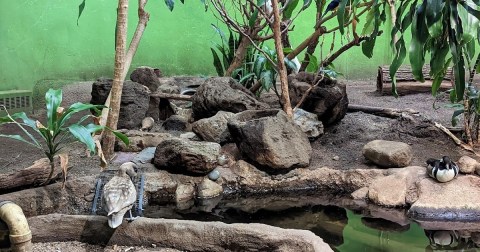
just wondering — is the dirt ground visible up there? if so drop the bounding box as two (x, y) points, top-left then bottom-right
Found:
(0, 79), (470, 250)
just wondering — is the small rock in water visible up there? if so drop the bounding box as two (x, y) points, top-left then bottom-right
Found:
(333, 156), (340, 161)
(208, 169), (221, 181)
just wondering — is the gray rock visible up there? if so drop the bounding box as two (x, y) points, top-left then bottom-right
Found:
(146, 96), (175, 121)
(409, 175), (480, 221)
(115, 130), (173, 152)
(90, 78), (150, 129)
(192, 111), (235, 144)
(159, 76), (206, 92)
(163, 115), (190, 131)
(293, 108), (324, 139)
(153, 138), (220, 175)
(130, 66), (161, 92)
(288, 72), (348, 126)
(132, 147), (157, 164)
(208, 168), (221, 181)
(362, 140), (413, 168)
(176, 183), (195, 202)
(457, 156), (479, 174)
(29, 214), (333, 252)
(192, 77), (269, 120)
(179, 132), (200, 141)
(367, 166), (422, 207)
(228, 109), (312, 172)
(197, 178), (223, 199)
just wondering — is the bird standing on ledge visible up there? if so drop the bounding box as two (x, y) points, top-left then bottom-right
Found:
(103, 162), (138, 228)
(322, 0), (341, 17)
(426, 156), (459, 183)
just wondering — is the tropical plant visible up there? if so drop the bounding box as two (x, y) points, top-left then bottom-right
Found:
(389, 0), (480, 146)
(0, 89), (129, 186)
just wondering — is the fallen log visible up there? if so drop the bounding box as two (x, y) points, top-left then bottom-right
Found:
(0, 157), (63, 192)
(150, 92), (192, 101)
(347, 104), (418, 118)
(377, 65), (453, 96)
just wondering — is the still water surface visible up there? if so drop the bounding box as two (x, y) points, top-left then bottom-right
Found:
(145, 198), (480, 251)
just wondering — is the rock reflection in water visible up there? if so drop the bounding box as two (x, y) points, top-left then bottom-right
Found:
(425, 230), (480, 251)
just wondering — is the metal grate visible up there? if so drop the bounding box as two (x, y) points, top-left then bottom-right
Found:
(91, 168), (145, 218)
(0, 90), (33, 115)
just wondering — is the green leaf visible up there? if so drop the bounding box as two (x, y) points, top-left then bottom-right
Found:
(60, 102), (106, 128)
(306, 53), (319, 73)
(283, 0), (299, 19)
(362, 37), (376, 58)
(283, 47), (293, 54)
(111, 130), (129, 146)
(389, 37), (408, 97)
(77, 0), (86, 25)
(165, 0), (175, 11)
(249, 10), (259, 28)
(451, 109), (465, 127)
(284, 58), (298, 72)
(0, 134), (40, 149)
(302, 0), (313, 10)
(337, 0), (350, 35)
(254, 56), (266, 77)
(257, 0), (267, 7)
(260, 71), (275, 92)
(45, 89), (63, 131)
(239, 73), (256, 84)
(211, 48), (224, 76)
(68, 124), (96, 155)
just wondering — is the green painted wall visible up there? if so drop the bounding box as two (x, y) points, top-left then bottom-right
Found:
(0, 1), (394, 92)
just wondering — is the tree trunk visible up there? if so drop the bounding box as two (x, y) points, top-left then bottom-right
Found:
(103, 0), (129, 160)
(225, 36), (251, 76)
(271, 0), (293, 118)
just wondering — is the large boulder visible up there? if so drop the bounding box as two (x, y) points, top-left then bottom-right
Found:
(228, 109), (312, 172)
(192, 77), (269, 120)
(192, 111), (235, 144)
(163, 115), (191, 131)
(90, 78), (150, 129)
(129, 66), (161, 92)
(153, 138), (220, 175)
(158, 76), (206, 93)
(288, 72), (348, 126)
(362, 140), (413, 168)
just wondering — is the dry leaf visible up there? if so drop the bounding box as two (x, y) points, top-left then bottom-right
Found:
(59, 153), (69, 188)
(95, 139), (108, 169)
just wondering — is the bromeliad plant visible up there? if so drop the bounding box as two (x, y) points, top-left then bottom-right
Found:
(0, 89), (129, 185)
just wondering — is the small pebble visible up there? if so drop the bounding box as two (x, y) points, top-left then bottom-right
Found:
(208, 169), (221, 181)
(333, 156), (340, 161)
(217, 154), (228, 166)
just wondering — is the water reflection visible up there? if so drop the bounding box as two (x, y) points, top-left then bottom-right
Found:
(143, 196), (480, 251)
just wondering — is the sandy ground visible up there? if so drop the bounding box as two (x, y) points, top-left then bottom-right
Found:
(0, 79), (470, 250)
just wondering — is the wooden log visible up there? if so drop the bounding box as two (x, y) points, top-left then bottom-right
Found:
(377, 65), (453, 95)
(347, 104), (418, 118)
(150, 92), (192, 101)
(0, 157), (63, 192)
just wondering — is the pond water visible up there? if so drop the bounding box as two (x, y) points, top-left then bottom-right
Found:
(144, 197), (480, 251)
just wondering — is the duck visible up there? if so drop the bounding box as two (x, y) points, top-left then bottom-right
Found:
(426, 156), (459, 183)
(103, 162), (138, 228)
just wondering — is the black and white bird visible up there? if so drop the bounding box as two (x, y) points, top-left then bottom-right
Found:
(426, 156), (459, 183)
(103, 162), (138, 228)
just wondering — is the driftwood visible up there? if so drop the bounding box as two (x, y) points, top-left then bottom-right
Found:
(377, 64), (453, 95)
(150, 92), (192, 101)
(347, 104), (419, 118)
(0, 157), (63, 192)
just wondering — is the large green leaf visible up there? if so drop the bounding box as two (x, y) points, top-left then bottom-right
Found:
(45, 89), (63, 131)
(302, 0), (313, 10)
(306, 53), (319, 73)
(362, 37), (376, 58)
(68, 124), (96, 155)
(448, 1), (466, 102)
